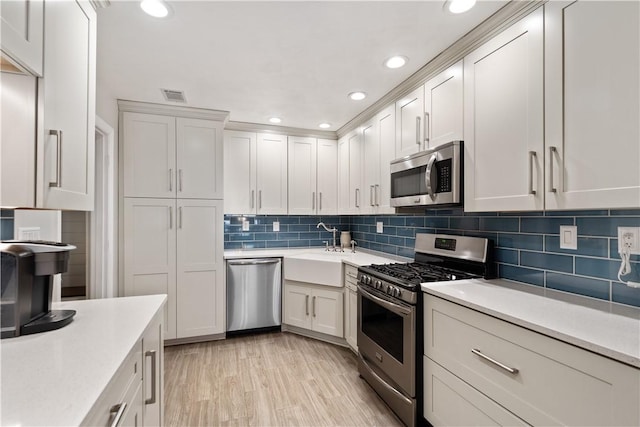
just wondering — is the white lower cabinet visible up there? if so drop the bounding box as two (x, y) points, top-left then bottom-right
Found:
(283, 281), (343, 338)
(82, 308), (163, 427)
(424, 296), (640, 427)
(123, 198), (224, 341)
(344, 265), (358, 352)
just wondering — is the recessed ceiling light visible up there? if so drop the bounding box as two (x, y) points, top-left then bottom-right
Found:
(348, 92), (367, 101)
(141, 0), (170, 18)
(269, 117), (282, 124)
(318, 123), (331, 129)
(384, 56), (408, 69)
(444, 0), (476, 14)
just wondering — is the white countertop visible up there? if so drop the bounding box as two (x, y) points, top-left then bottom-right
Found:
(224, 247), (409, 267)
(422, 279), (640, 368)
(1, 294), (167, 426)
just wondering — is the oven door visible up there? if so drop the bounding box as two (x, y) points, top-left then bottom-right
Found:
(357, 284), (416, 396)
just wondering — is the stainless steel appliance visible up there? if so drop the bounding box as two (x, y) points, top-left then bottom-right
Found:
(357, 233), (492, 427)
(1, 241), (77, 339)
(390, 141), (462, 208)
(226, 258), (282, 333)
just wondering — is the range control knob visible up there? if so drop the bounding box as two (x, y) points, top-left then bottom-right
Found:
(395, 288), (402, 298)
(375, 280), (382, 289)
(363, 275), (370, 284)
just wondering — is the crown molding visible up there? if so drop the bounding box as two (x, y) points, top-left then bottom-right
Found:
(117, 99), (230, 122)
(89, 0), (110, 9)
(336, 0), (545, 138)
(225, 121), (337, 140)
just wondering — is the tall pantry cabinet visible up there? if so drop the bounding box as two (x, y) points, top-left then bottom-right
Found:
(119, 101), (228, 341)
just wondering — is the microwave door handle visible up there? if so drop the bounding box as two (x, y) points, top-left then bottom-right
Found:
(425, 154), (438, 201)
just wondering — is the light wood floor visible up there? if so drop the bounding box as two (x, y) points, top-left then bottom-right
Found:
(164, 331), (403, 427)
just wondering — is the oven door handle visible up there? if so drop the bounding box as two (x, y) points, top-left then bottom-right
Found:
(358, 286), (411, 316)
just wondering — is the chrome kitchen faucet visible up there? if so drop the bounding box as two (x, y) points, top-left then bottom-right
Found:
(316, 222), (339, 251)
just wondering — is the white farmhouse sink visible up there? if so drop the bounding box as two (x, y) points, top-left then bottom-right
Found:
(284, 250), (353, 287)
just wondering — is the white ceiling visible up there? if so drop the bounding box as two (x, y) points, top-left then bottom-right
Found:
(97, 1), (508, 131)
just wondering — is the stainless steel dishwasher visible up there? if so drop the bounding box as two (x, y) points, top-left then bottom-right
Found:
(226, 258), (282, 333)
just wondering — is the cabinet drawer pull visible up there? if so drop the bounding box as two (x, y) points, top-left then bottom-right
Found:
(416, 116), (421, 148)
(305, 295), (309, 316)
(471, 348), (519, 374)
(145, 350), (157, 405)
(109, 402), (127, 427)
(48, 130), (63, 188)
(528, 151), (537, 195)
(549, 146), (558, 193)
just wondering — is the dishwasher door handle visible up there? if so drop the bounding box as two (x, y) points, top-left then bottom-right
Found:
(227, 259), (281, 266)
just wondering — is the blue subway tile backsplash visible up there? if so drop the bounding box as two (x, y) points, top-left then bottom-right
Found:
(225, 209), (640, 307)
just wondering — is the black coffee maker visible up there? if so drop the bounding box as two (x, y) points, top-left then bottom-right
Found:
(1, 241), (77, 339)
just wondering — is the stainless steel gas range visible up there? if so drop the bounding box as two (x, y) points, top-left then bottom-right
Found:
(357, 233), (493, 427)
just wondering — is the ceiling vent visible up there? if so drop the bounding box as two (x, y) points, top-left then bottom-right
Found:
(161, 89), (186, 103)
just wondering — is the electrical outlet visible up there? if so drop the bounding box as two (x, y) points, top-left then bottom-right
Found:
(618, 227), (640, 255)
(242, 219), (250, 231)
(559, 225), (577, 250)
(273, 221), (280, 232)
(376, 222), (384, 233)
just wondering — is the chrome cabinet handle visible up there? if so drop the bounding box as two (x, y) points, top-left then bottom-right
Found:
(168, 207), (173, 229)
(312, 296), (316, 317)
(312, 192), (315, 210)
(471, 348), (519, 374)
(528, 151), (537, 195)
(168, 169), (173, 192)
(258, 190), (262, 209)
(370, 185), (375, 206)
(424, 154), (438, 201)
(251, 190), (255, 209)
(549, 146), (558, 193)
(145, 350), (157, 405)
(319, 192), (323, 211)
(178, 169), (183, 192)
(355, 188), (360, 208)
(178, 206), (183, 229)
(416, 116), (421, 149)
(48, 130), (63, 188)
(305, 295), (309, 316)
(109, 402), (127, 427)
(424, 112), (430, 146)
(375, 184), (380, 206)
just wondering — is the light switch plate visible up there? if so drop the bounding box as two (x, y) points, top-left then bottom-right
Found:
(559, 225), (577, 250)
(376, 222), (384, 233)
(242, 219), (250, 231)
(273, 221), (280, 232)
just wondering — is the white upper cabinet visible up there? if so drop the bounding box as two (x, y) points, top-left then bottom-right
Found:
(288, 137), (338, 215)
(424, 61), (463, 149)
(395, 86), (424, 158)
(123, 112), (223, 200)
(39, 0), (96, 211)
(361, 119), (378, 215)
(224, 130), (287, 214)
(338, 130), (362, 214)
(545, 1), (640, 210)
(463, 7), (544, 212)
(361, 104), (395, 215)
(1, 0), (43, 76)
(316, 139), (338, 215)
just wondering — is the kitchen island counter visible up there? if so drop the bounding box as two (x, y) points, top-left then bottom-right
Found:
(422, 279), (640, 368)
(1, 294), (166, 426)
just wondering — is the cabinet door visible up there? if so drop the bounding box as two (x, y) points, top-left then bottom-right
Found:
(316, 139), (338, 215)
(0, 0), (43, 76)
(120, 382), (143, 427)
(40, 0), (95, 211)
(123, 198), (177, 340)
(377, 104), (396, 214)
(311, 287), (343, 338)
(1, 72), (36, 207)
(463, 8), (544, 212)
(545, 1), (640, 210)
(256, 133), (288, 214)
(142, 311), (163, 427)
(338, 131), (362, 214)
(176, 199), (224, 338)
(424, 61), (463, 149)
(123, 113), (176, 199)
(176, 118), (223, 199)
(223, 130), (256, 214)
(362, 119), (378, 215)
(288, 136), (317, 215)
(395, 85), (424, 158)
(283, 283), (312, 330)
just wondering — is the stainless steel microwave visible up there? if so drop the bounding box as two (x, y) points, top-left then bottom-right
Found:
(390, 141), (462, 208)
